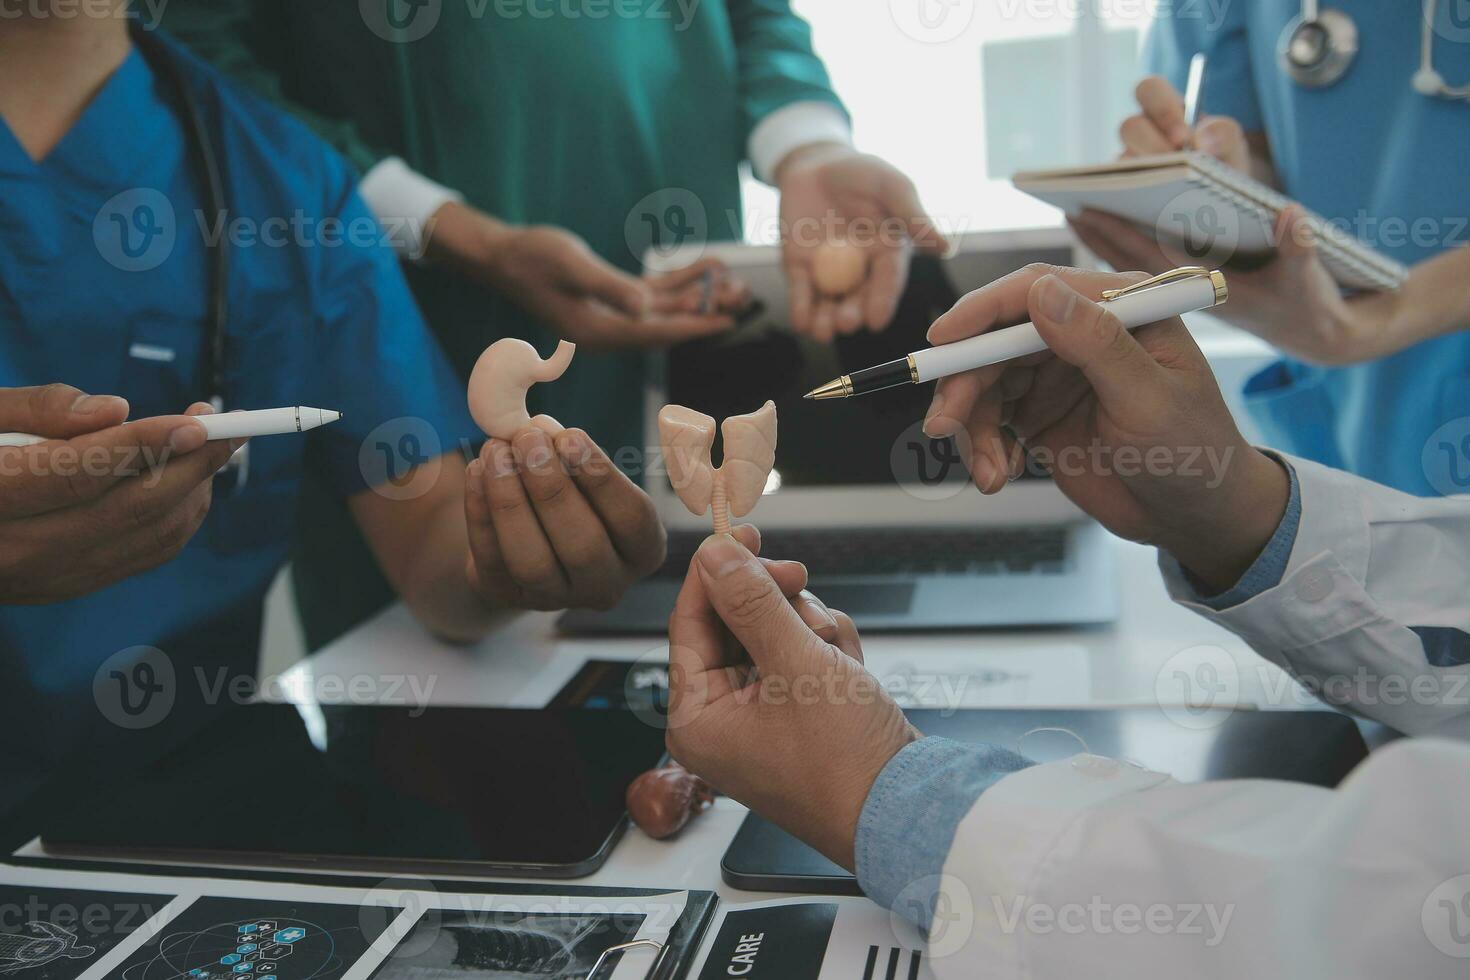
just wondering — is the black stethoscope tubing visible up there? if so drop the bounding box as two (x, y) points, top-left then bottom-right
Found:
(130, 25), (230, 410)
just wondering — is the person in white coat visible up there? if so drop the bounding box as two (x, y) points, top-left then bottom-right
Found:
(663, 263), (1470, 977)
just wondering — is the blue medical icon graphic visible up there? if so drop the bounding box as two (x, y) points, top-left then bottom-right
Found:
(114, 898), (385, 980)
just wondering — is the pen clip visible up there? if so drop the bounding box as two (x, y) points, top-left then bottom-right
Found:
(1099, 266), (1227, 307)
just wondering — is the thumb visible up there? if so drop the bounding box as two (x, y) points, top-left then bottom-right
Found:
(568, 253), (652, 317)
(1028, 274), (1167, 407)
(694, 535), (825, 674)
(875, 169), (950, 256)
(0, 384), (130, 440)
(1194, 115), (1249, 171)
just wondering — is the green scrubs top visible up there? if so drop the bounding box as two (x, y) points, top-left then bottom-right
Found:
(161, 0), (844, 647)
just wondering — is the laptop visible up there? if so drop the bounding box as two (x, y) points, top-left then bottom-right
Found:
(558, 228), (1118, 634)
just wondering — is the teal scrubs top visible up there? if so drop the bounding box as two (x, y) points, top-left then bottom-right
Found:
(0, 35), (477, 813)
(1147, 1), (1470, 496)
(159, 0), (845, 648)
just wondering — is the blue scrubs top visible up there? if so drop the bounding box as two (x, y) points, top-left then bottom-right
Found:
(1147, 1), (1470, 496)
(0, 35), (477, 809)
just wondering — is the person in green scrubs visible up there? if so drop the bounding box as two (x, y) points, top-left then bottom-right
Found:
(161, 0), (943, 648)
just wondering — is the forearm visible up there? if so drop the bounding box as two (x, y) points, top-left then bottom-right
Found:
(420, 201), (511, 285)
(1379, 244), (1470, 347)
(1151, 448), (1293, 596)
(350, 459), (500, 644)
(856, 738), (1033, 931)
(393, 493), (502, 644)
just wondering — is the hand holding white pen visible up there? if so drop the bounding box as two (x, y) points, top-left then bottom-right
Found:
(922, 264), (1291, 595)
(0, 405), (341, 447)
(0, 386), (243, 604)
(805, 266), (1225, 400)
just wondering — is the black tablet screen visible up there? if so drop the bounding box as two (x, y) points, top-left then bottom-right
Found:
(37, 703), (668, 875)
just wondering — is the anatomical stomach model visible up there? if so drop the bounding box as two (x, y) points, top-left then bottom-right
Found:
(466, 338), (577, 439)
(658, 401), (777, 535)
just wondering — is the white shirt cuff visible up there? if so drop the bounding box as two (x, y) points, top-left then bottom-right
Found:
(358, 157), (464, 261)
(747, 100), (852, 185)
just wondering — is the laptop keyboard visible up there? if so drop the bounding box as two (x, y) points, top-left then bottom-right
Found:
(657, 526), (1070, 579)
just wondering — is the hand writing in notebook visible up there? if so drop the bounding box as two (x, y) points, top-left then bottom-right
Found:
(1068, 75), (1425, 365)
(1120, 76), (1258, 174)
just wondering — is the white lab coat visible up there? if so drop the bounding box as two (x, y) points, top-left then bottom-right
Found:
(928, 457), (1470, 978)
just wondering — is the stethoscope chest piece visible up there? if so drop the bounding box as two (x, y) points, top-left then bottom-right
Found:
(1279, 7), (1359, 88)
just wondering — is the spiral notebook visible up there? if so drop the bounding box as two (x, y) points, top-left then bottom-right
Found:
(1014, 151), (1408, 292)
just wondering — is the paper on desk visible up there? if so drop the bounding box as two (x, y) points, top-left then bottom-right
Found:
(0, 862), (686, 980)
(517, 645), (1092, 714)
(694, 897), (933, 980)
(864, 645), (1091, 710)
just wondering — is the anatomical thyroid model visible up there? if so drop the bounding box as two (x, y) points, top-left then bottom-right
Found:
(467, 338), (577, 440)
(658, 401), (777, 535)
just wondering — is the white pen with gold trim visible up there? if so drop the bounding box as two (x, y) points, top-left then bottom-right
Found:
(805, 267), (1227, 401)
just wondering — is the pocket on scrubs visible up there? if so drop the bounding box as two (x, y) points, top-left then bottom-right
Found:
(120, 314), (206, 419)
(1243, 359), (1348, 471)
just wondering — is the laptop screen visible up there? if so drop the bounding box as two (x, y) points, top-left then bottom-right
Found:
(666, 245), (1072, 491)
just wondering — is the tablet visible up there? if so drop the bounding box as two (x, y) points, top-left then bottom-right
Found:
(33, 703), (669, 878)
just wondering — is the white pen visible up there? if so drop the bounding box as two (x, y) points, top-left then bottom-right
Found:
(1183, 52), (1208, 132)
(805, 267), (1227, 400)
(0, 406), (343, 447)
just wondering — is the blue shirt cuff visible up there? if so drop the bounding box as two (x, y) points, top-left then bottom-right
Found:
(1188, 458), (1303, 610)
(855, 737), (1032, 932)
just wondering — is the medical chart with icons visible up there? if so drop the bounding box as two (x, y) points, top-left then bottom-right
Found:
(0, 886), (172, 980)
(108, 899), (394, 980)
(0, 865), (694, 980)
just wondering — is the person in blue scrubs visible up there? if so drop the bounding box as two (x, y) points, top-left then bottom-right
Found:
(1067, 1), (1470, 496)
(0, 5), (674, 815)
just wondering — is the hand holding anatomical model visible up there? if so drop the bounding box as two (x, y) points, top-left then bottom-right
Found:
(467, 338), (577, 438)
(658, 401), (777, 535)
(458, 338), (665, 613)
(623, 521), (841, 841)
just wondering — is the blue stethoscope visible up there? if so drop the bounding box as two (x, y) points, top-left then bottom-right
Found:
(1280, 0), (1470, 99)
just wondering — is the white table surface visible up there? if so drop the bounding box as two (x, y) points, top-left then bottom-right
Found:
(260, 536), (1305, 905)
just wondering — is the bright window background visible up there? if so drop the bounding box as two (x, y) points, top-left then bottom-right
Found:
(742, 0), (1155, 242)
(738, 0), (1274, 414)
